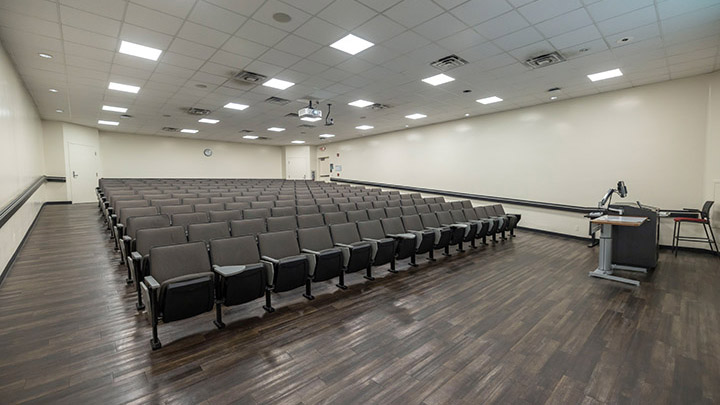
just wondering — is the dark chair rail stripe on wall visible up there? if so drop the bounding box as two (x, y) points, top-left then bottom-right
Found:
(0, 175), (67, 229)
(330, 178), (597, 214)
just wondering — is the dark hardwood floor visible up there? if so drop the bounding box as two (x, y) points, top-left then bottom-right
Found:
(1, 204), (719, 404)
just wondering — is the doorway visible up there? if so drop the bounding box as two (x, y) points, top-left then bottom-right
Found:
(68, 143), (99, 203)
(286, 156), (309, 180)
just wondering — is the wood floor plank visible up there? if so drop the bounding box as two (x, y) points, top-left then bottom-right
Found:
(0, 203), (718, 404)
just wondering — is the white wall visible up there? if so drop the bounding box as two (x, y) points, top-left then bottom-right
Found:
(0, 42), (46, 276)
(100, 132), (282, 179)
(320, 72), (720, 248)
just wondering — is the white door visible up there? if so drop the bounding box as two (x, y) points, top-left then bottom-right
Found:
(318, 157), (330, 178)
(68, 143), (99, 203)
(286, 156), (309, 179)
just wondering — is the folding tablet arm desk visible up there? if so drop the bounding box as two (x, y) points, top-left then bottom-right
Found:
(589, 215), (649, 286)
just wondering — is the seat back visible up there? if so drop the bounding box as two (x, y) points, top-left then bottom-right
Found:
(386, 199), (401, 207)
(116, 200), (150, 214)
(420, 213), (441, 228)
(428, 203), (442, 212)
(333, 197), (349, 204)
(183, 197), (210, 205)
(297, 205), (320, 215)
(210, 197), (234, 204)
(297, 213), (325, 228)
(474, 206), (490, 219)
(119, 206), (158, 225)
(435, 211), (455, 225)
(461, 200), (473, 209)
(357, 220), (385, 240)
(347, 210), (369, 223)
(367, 208), (387, 220)
(401, 206), (418, 215)
(450, 209), (468, 223)
(171, 212), (209, 230)
(348, 196), (363, 203)
(415, 204), (431, 214)
(243, 208), (270, 219)
(381, 217), (407, 235)
(356, 201), (373, 210)
(160, 205), (193, 215)
(338, 202), (357, 211)
(136, 226), (187, 256)
(440, 202), (453, 211)
(149, 242), (211, 284)
(385, 207), (402, 217)
(330, 222), (361, 244)
(319, 204), (339, 213)
(271, 206), (296, 217)
(209, 210), (243, 222)
(188, 222), (231, 245)
(193, 203), (225, 213)
(297, 226), (334, 251)
(234, 196), (256, 203)
(210, 236), (260, 266)
(258, 230), (301, 259)
(324, 211), (348, 225)
(267, 216), (297, 232)
(251, 201), (275, 209)
(225, 202), (250, 211)
(372, 200), (388, 208)
(451, 201), (464, 210)
(274, 199), (295, 207)
(296, 199), (315, 206)
(702, 201), (714, 220)
(230, 218), (267, 236)
(401, 215), (425, 232)
(463, 208), (480, 220)
(126, 214), (171, 238)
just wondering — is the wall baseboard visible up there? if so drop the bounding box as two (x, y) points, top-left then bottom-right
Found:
(0, 201), (71, 288)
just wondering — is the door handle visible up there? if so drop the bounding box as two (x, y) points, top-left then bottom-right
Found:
(73, 171), (79, 179)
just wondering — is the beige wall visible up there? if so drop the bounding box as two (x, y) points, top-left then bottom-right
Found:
(320, 72), (720, 248)
(99, 132), (283, 179)
(0, 42), (46, 276)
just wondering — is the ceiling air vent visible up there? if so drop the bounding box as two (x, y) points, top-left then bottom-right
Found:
(239, 129), (254, 133)
(524, 52), (566, 69)
(265, 96), (291, 105)
(256, 136), (269, 140)
(285, 112), (299, 117)
(232, 70), (267, 84)
(430, 54), (468, 71)
(369, 103), (390, 110)
(187, 107), (211, 116)
(162, 127), (181, 132)
(298, 124), (316, 128)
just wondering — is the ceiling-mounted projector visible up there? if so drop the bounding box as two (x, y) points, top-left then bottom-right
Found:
(299, 100), (323, 122)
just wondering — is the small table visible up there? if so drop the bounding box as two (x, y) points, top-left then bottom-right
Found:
(589, 215), (649, 286)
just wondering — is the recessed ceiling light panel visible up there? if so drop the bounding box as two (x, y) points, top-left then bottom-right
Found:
(319, 134), (335, 138)
(102, 105), (128, 113)
(405, 113), (427, 120)
(108, 82), (140, 94)
(356, 125), (374, 130)
(243, 135), (259, 139)
(180, 129), (199, 133)
(587, 68), (623, 82)
(119, 40), (162, 61)
(291, 140), (305, 144)
(198, 118), (219, 124)
(262, 78), (295, 90)
(300, 116), (322, 122)
(330, 34), (374, 55)
(422, 73), (455, 86)
(476, 96), (503, 104)
(348, 99), (374, 108)
(224, 102), (249, 110)
(38, 53), (53, 59)
(268, 127), (285, 132)
(98, 120), (119, 126)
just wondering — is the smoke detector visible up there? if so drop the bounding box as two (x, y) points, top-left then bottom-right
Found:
(524, 52), (566, 69)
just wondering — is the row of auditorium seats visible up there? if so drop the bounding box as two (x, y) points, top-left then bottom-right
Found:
(96, 179), (520, 349)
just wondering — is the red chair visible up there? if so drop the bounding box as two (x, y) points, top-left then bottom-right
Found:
(672, 201), (718, 256)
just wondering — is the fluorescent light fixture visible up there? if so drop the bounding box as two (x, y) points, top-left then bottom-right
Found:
(348, 99), (374, 108)
(98, 120), (119, 126)
(405, 113), (427, 120)
(108, 82), (140, 94)
(119, 40), (162, 61)
(181, 129), (199, 133)
(38, 53), (53, 59)
(300, 116), (322, 122)
(102, 105), (128, 113)
(464, 113), (470, 117)
(356, 125), (374, 130)
(224, 102), (249, 110)
(55, 109), (63, 113)
(477, 96), (503, 104)
(198, 118), (219, 124)
(330, 34), (374, 55)
(291, 140), (305, 144)
(49, 89), (58, 93)
(550, 96), (558, 100)
(262, 78), (295, 90)
(268, 127), (285, 132)
(319, 134), (335, 138)
(587, 68), (623, 82)
(422, 73), (455, 86)
(243, 135), (259, 139)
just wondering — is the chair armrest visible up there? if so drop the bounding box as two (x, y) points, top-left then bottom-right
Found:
(362, 237), (381, 242)
(213, 264), (254, 278)
(301, 248), (321, 255)
(122, 235), (132, 243)
(261, 256), (280, 265)
(334, 242), (353, 248)
(387, 233), (414, 239)
(144, 275), (160, 290)
(130, 251), (142, 262)
(682, 208), (701, 212)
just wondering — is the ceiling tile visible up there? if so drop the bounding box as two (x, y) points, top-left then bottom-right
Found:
(517, 0), (582, 24)
(450, 0), (513, 26)
(177, 21), (231, 48)
(353, 15), (406, 45)
(221, 36), (268, 59)
(161, 51), (207, 70)
(235, 19), (288, 47)
(208, 50), (248, 69)
(596, 6), (657, 36)
(279, 0), (334, 15)
(60, 0), (127, 19)
(1, 0), (59, 22)
(168, 37), (218, 60)
(474, 10), (529, 40)
(129, 0), (196, 19)
(357, 0), (402, 12)
(383, 30), (432, 53)
(436, 28), (486, 52)
(492, 27), (544, 51)
(291, 59), (331, 75)
(413, 12), (466, 41)
(188, 1), (247, 34)
(306, 47), (352, 66)
(294, 18), (346, 46)
(461, 41), (504, 62)
(258, 49), (302, 68)
(385, 0), (444, 28)
(205, 0), (264, 16)
(120, 23), (175, 50)
(585, 0), (654, 22)
(273, 35), (323, 58)
(253, 0), (312, 32)
(317, 0), (377, 30)
(534, 8), (593, 38)
(125, 3), (183, 36)
(62, 25), (116, 50)
(0, 10), (61, 38)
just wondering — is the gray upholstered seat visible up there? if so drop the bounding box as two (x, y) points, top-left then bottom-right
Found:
(356, 220), (398, 272)
(142, 242), (215, 350)
(337, 202), (357, 211)
(171, 212), (209, 232)
(449, 210), (479, 248)
(188, 222), (231, 247)
(297, 226), (346, 288)
(129, 226), (187, 311)
(274, 199), (295, 207)
(296, 199), (316, 206)
(474, 206), (502, 242)
(160, 205), (194, 215)
(225, 202), (250, 211)
(271, 206), (296, 217)
(329, 223), (374, 278)
(436, 211), (473, 251)
(347, 210), (369, 223)
(402, 214), (446, 260)
(258, 230), (312, 300)
(183, 197), (210, 205)
(230, 218), (267, 236)
(121, 214), (172, 282)
(356, 201), (373, 210)
(385, 207), (402, 217)
(210, 236), (272, 322)
(462, 208), (491, 244)
(323, 211), (347, 225)
(381, 217), (422, 265)
(401, 206), (418, 215)
(243, 208), (270, 219)
(315, 198), (332, 205)
(367, 208), (387, 220)
(234, 196), (256, 203)
(319, 204), (339, 213)
(194, 203), (225, 213)
(267, 216), (297, 232)
(372, 200), (388, 208)
(209, 210), (243, 223)
(210, 197), (234, 204)
(386, 199), (401, 207)
(297, 213), (324, 228)
(251, 201), (275, 209)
